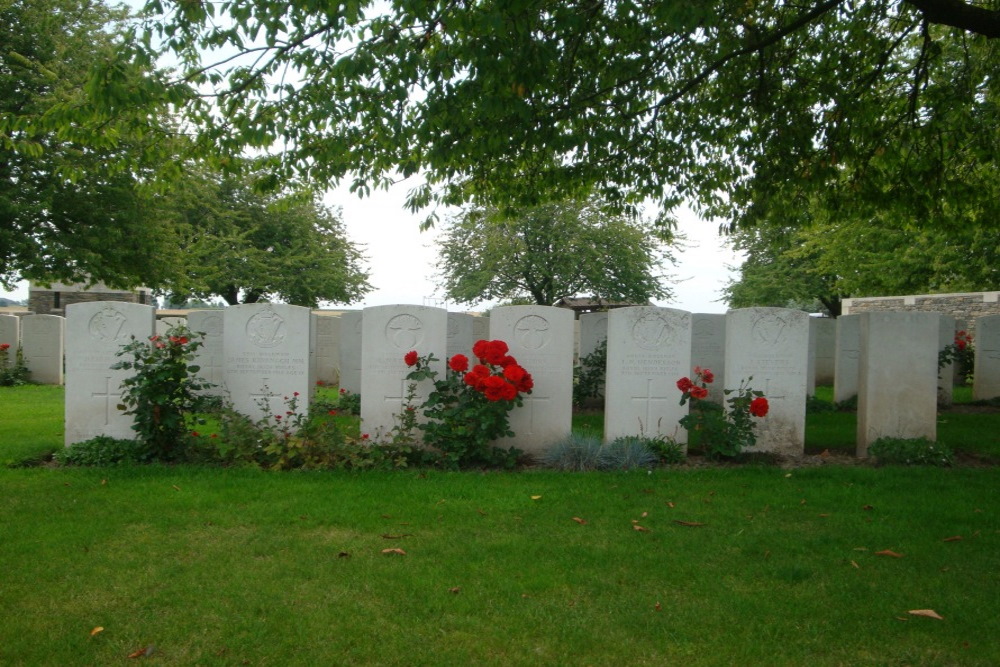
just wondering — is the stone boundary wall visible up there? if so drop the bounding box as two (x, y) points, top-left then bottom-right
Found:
(28, 281), (154, 316)
(842, 291), (1000, 336)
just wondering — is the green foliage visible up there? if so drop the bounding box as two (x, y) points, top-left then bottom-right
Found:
(1, 0), (190, 290)
(868, 437), (955, 467)
(724, 216), (1000, 314)
(678, 369), (769, 460)
(54, 435), (151, 466)
(0, 344), (31, 386)
(337, 388), (362, 416)
(202, 395), (412, 471)
(111, 326), (213, 461)
(540, 435), (604, 471)
(162, 173), (372, 307)
(573, 338), (606, 407)
(641, 436), (686, 465)
(598, 437), (660, 470)
(806, 393), (837, 415)
(403, 343), (528, 469)
(109, 1), (1000, 235)
(939, 330), (975, 386)
(436, 197), (674, 306)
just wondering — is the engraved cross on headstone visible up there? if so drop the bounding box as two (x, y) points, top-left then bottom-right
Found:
(384, 379), (411, 411)
(250, 378), (281, 412)
(630, 378), (672, 432)
(91, 376), (123, 426)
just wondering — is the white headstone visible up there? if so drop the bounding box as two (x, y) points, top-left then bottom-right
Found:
(360, 305), (446, 442)
(973, 315), (1000, 400)
(579, 312), (609, 360)
(834, 315), (860, 404)
(691, 313), (726, 404)
(446, 313), (476, 360)
(604, 307), (691, 444)
(857, 312), (939, 456)
(338, 310), (363, 394)
(65, 302), (155, 445)
(224, 304), (313, 424)
(187, 310), (225, 395)
(0, 314), (19, 350)
(472, 316), (489, 341)
(808, 317), (837, 393)
(937, 314), (956, 406)
(490, 306), (574, 454)
(155, 316), (187, 336)
(724, 307), (809, 457)
(312, 313), (341, 386)
(20, 314), (65, 385)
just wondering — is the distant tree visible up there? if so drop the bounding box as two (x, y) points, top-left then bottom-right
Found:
(164, 173), (372, 307)
(436, 198), (675, 306)
(1, 0), (186, 290)
(724, 214), (1000, 315)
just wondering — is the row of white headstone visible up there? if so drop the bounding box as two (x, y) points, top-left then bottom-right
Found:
(55, 301), (1000, 458)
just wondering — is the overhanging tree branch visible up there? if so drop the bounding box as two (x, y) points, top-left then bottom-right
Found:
(905, 0), (1000, 38)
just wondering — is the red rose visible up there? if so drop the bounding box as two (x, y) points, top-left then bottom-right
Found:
(701, 369), (714, 384)
(464, 364), (491, 390)
(449, 354), (469, 372)
(472, 340), (490, 360)
(482, 340), (509, 365)
(676, 377), (693, 393)
(690, 386), (709, 400)
(750, 397), (769, 418)
(497, 355), (517, 368)
(404, 350), (419, 366)
(481, 375), (515, 401)
(502, 364), (527, 384)
(0, 343), (9, 351)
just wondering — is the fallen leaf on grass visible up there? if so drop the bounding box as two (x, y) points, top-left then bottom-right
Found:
(818, 513), (830, 517)
(381, 548), (407, 556)
(449, 587), (461, 594)
(90, 627), (104, 637)
(337, 551), (351, 558)
(942, 536), (963, 542)
(381, 533), (412, 539)
(101, 479), (107, 486)
(875, 550), (904, 558)
(571, 517), (587, 525)
(641, 511), (648, 518)
(530, 495), (542, 500)
(476, 509), (487, 516)
(862, 504), (874, 511)
(127, 645), (155, 659)
(673, 520), (706, 527)
(909, 609), (944, 620)
(633, 525), (650, 532)
(171, 485), (180, 491)
(895, 617), (909, 622)
(819, 449), (830, 458)
(850, 560), (860, 569)
(667, 502), (675, 508)
(800, 499), (807, 505)
(654, 602), (662, 612)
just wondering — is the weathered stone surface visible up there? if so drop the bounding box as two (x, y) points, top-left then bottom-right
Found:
(724, 308), (809, 457)
(360, 305), (446, 442)
(604, 307), (691, 444)
(20, 314), (65, 385)
(490, 306), (574, 455)
(65, 302), (155, 445)
(856, 312), (939, 457)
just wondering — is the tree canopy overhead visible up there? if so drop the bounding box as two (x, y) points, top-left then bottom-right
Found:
(110, 0), (1000, 229)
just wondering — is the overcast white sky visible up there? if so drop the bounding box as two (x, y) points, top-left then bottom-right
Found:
(1, 182), (743, 313)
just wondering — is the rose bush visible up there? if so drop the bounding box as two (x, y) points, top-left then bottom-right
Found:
(677, 366), (769, 460)
(402, 339), (532, 469)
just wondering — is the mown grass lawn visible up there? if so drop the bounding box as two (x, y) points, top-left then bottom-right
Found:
(2, 385), (999, 664)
